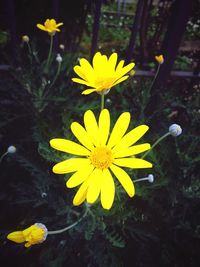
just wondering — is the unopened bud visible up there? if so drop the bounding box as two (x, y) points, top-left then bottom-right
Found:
(169, 124), (182, 137)
(22, 35), (29, 43)
(7, 146), (16, 154)
(147, 174), (154, 183)
(59, 44), (65, 50)
(56, 53), (62, 63)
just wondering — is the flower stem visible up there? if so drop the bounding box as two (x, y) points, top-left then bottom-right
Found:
(27, 43), (33, 64)
(133, 177), (149, 183)
(49, 62), (61, 89)
(0, 152), (8, 163)
(48, 207), (89, 235)
(101, 93), (105, 111)
(149, 64), (161, 91)
(142, 132), (170, 159)
(46, 35), (53, 71)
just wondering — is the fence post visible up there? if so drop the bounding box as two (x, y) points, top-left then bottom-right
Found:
(52, 0), (60, 50)
(2, 0), (18, 57)
(125, 0), (144, 64)
(144, 0), (193, 117)
(154, 0), (193, 86)
(90, 0), (103, 60)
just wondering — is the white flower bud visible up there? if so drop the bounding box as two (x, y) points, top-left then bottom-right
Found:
(7, 146), (16, 154)
(148, 174), (154, 183)
(56, 53), (62, 63)
(169, 124), (182, 137)
(59, 44), (65, 50)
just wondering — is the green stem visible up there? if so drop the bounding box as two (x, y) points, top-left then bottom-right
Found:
(46, 35), (53, 71)
(101, 93), (105, 111)
(149, 64), (161, 91)
(48, 207), (89, 235)
(49, 62), (61, 89)
(27, 43), (32, 55)
(0, 152), (8, 163)
(27, 43), (32, 64)
(142, 132), (170, 159)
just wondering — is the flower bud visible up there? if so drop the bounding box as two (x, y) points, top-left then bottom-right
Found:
(59, 44), (65, 50)
(169, 124), (182, 137)
(7, 223), (48, 248)
(22, 35), (29, 43)
(148, 174), (154, 183)
(155, 55), (164, 64)
(56, 53), (62, 63)
(7, 146), (16, 154)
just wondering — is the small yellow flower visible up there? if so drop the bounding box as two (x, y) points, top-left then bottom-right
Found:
(7, 223), (48, 248)
(72, 52), (135, 95)
(22, 35), (29, 43)
(155, 55), (164, 64)
(50, 109), (152, 210)
(36, 19), (63, 35)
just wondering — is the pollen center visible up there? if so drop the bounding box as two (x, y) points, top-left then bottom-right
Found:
(90, 147), (113, 170)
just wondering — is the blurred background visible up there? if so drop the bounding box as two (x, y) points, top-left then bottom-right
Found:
(0, 0), (200, 266)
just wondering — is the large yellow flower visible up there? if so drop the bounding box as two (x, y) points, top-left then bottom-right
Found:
(37, 19), (63, 35)
(50, 109), (152, 210)
(7, 223), (48, 248)
(72, 52), (135, 95)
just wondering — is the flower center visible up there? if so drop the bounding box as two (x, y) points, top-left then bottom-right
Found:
(90, 147), (113, 170)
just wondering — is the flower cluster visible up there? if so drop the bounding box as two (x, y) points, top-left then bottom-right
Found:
(5, 18), (182, 249)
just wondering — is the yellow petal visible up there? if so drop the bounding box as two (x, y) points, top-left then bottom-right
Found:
(86, 168), (102, 204)
(113, 143), (151, 157)
(84, 110), (100, 146)
(72, 78), (91, 86)
(52, 158), (90, 174)
(36, 24), (47, 31)
(110, 164), (135, 197)
(107, 112), (130, 148)
(73, 179), (90, 206)
(115, 60), (125, 73)
(73, 66), (87, 81)
(114, 158), (152, 168)
(66, 163), (94, 188)
(112, 75), (129, 87)
(79, 58), (95, 81)
(117, 62), (135, 77)
(92, 52), (103, 73)
(56, 22), (63, 27)
(82, 89), (97, 95)
(108, 52), (118, 70)
(98, 109), (110, 146)
(50, 138), (90, 156)
(71, 122), (94, 151)
(113, 125), (149, 150)
(7, 231), (25, 243)
(100, 169), (115, 210)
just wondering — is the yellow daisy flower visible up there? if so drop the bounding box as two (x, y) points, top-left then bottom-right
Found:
(50, 109), (152, 210)
(155, 55), (164, 64)
(7, 223), (48, 248)
(36, 19), (63, 35)
(72, 52), (135, 95)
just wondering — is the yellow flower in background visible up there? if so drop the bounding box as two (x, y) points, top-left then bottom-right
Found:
(37, 19), (63, 35)
(72, 52), (135, 95)
(50, 109), (152, 210)
(7, 223), (48, 248)
(155, 55), (164, 64)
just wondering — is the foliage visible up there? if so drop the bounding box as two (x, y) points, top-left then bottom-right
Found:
(0, 2), (200, 267)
